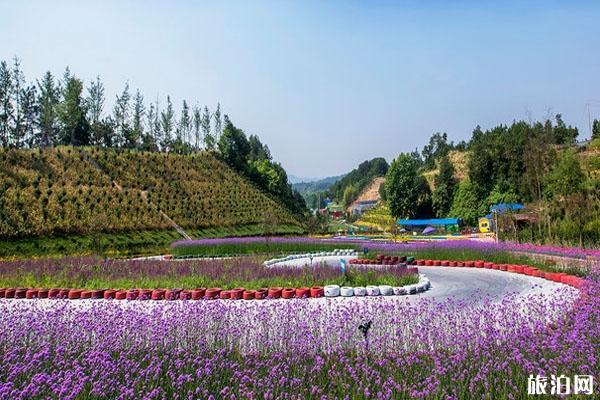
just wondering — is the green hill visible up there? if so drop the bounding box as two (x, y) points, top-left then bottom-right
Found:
(0, 147), (303, 257)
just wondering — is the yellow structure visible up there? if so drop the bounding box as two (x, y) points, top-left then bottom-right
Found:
(478, 217), (492, 233)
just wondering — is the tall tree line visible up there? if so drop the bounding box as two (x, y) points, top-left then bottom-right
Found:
(0, 57), (223, 153)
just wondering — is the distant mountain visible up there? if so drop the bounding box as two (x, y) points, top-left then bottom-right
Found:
(292, 174), (346, 194)
(288, 174), (321, 184)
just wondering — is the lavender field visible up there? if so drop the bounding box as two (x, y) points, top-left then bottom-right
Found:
(0, 271), (596, 399)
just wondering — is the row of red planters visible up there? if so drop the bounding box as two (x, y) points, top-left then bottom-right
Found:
(0, 286), (329, 301)
(417, 259), (585, 288)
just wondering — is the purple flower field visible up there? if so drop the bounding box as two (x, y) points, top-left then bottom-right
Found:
(0, 268), (597, 399)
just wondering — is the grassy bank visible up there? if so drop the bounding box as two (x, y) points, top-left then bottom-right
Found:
(0, 224), (306, 260)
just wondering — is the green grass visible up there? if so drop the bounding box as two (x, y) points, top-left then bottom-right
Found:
(0, 224), (306, 260)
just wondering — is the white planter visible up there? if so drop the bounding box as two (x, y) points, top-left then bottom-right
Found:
(354, 286), (367, 296)
(324, 285), (340, 297)
(393, 286), (407, 295)
(340, 287), (354, 297)
(379, 285), (394, 296)
(366, 285), (380, 296)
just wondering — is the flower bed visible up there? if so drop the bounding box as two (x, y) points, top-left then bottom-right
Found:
(0, 270), (596, 399)
(0, 256), (418, 294)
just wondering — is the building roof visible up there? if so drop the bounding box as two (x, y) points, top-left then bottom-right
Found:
(490, 203), (524, 213)
(397, 218), (461, 226)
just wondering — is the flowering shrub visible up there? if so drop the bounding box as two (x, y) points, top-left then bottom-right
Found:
(0, 256), (417, 290)
(0, 270), (596, 399)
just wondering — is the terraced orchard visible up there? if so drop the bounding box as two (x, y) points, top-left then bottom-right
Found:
(0, 147), (302, 239)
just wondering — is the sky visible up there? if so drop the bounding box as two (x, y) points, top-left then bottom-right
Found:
(2, 0), (600, 178)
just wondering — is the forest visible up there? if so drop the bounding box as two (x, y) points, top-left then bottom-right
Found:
(0, 57), (306, 216)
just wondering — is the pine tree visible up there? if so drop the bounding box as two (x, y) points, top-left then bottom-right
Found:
(176, 100), (191, 146)
(213, 102), (222, 143)
(160, 96), (174, 151)
(87, 75), (106, 146)
(113, 83), (131, 147)
(593, 119), (600, 140)
(0, 61), (12, 147)
(202, 106), (213, 150)
(192, 105), (202, 150)
(143, 101), (158, 151)
(130, 89), (145, 149)
(20, 85), (38, 147)
(10, 57), (25, 147)
(37, 71), (60, 147)
(58, 73), (90, 146)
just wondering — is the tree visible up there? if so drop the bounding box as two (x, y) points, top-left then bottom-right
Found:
(160, 96), (174, 150)
(0, 61), (12, 147)
(546, 149), (586, 198)
(202, 106), (213, 150)
(176, 100), (191, 148)
(20, 85), (37, 148)
(37, 71), (60, 147)
(10, 57), (25, 147)
(218, 115), (250, 172)
(130, 89), (145, 149)
(142, 101), (159, 152)
(552, 113), (578, 145)
(192, 105), (202, 149)
(422, 132), (451, 170)
(213, 102), (222, 143)
(58, 74), (90, 146)
(113, 83), (131, 148)
(523, 123), (555, 202)
(248, 134), (271, 161)
(432, 155), (456, 217)
(385, 153), (421, 218)
(593, 119), (600, 140)
(449, 179), (482, 226)
(86, 75), (106, 146)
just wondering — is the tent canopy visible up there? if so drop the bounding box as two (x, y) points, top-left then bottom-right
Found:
(490, 203), (524, 214)
(397, 218), (461, 227)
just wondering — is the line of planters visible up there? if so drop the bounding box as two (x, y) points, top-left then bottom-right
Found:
(416, 259), (586, 288)
(349, 254), (416, 266)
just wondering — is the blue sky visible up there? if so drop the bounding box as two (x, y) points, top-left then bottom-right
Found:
(2, 0), (600, 178)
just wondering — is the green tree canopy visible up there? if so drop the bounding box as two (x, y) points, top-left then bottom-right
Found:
(546, 149), (586, 198)
(385, 153), (422, 219)
(449, 179), (483, 226)
(432, 155), (456, 217)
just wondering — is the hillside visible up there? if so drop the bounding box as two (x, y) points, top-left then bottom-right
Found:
(292, 174), (345, 195)
(0, 147), (302, 240)
(422, 150), (470, 191)
(328, 157), (389, 206)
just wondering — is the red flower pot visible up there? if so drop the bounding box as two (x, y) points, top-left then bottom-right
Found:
(205, 288), (221, 299)
(191, 288), (206, 300)
(456, 261), (464, 267)
(281, 288), (295, 299)
(219, 290), (231, 299)
(151, 289), (166, 300)
(91, 289), (105, 299)
(243, 290), (256, 300)
(310, 286), (324, 298)
(138, 289), (153, 300)
(483, 262), (493, 269)
(449, 261), (457, 267)
(465, 261), (474, 268)
(507, 265), (516, 273)
(230, 288), (245, 300)
(15, 288), (27, 299)
(499, 264), (507, 271)
(115, 290), (127, 300)
(179, 290), (192, 300)
(126, 290), (139, 300)
(80, 291), (92, 299)
(441, 260), (449, 266)
(37, 289), (49, 299)
(295, 287), (310, 298)
(58, 289), (70, 299)
(255, 288), (268, 299)
(532, 270), (542, 278)
(268, 287), (283, 299)
(416, 259), (424, 266)
(103, 290), (117, 299)
(48, 288), (61, 299)
(4, 288), (16, 298)
(514, 266), (524, 274)
(474, 261), (484, 268)
(165, 289), (182, 300)
(425, 260), (433, 266)
(25, 289), (39, 299)
(0, 288), (5, 298)
(68, 289), (83, 300)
